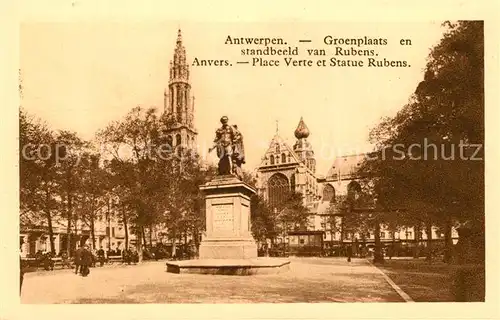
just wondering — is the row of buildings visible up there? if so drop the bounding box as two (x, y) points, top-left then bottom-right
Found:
(20, 215), (134, 257)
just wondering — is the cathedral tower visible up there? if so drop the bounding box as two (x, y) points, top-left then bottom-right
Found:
(163, 29), (197, 151)
(293, 117), (316, 173)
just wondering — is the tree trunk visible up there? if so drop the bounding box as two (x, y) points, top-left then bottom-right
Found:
(107, 201), (111, 251)
(413, 225), (421, 259)
(137, 227), (143, 263)
(426, 221), (433, 262)
(46, 210), (55, 253)
(389, 230), (396, 258)
(193, 227), (199, 257)
(90, 215), (96, 250)
(141, 226), (147, 251)
(373, 220), (384, 263)
(65, 192), (72, 255)
(45, 189), (56, 253)
(171, 233), (177, 257)
(74, 213), (78, 248)
(443, 216), (453, 263)
(122, 206), (129, 251)
(149, 224), (153, 249)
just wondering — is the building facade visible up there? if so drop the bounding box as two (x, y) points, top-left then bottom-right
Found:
(255, 118), (321, 208)
(20, 212), (134, 257)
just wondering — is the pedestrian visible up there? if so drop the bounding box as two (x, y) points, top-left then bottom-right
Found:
(80, 245), (93, 277)
(97, 247), (105, 267)
(347, 245), (353, 263)
(74, 246), (83, 275)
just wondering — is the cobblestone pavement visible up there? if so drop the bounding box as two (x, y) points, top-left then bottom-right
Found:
(21, 257), (404, 303)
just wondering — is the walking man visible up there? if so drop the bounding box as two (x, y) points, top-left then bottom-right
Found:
(74, 246), (83, 275)
(80, 245), (93, 277)
(97, 247), (105, 267)
(347, 245), (353, 263)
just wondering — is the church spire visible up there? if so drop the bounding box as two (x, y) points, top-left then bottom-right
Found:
(163, 29), (197, 151)
(170, 28), (189, 82)
(176, 28), (182, 43)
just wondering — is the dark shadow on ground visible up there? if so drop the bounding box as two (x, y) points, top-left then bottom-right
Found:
(379, 259), (455, 302)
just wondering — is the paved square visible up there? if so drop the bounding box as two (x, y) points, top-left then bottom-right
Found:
(21, 258), (404, 303)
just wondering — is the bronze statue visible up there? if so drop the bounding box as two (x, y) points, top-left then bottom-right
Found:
(209, 116), (245, 179)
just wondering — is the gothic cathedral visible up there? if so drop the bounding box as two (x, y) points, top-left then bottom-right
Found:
(162, 29), (197, 152)
(256, 117), (367, 244)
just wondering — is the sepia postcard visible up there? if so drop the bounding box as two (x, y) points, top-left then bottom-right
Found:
(1, 1), (499, 320)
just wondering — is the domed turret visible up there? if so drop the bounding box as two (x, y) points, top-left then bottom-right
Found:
(292, 117), (316, 173)
(294, 117), (310, 139)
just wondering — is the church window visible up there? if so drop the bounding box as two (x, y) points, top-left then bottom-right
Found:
(347, 181), (361, 201)
(169, 88), (174, 111)
(276, 144), (280, 153)
(268, 173), (289, 208)
(176, 89), (183, 120)
(176, 134), (182, 147)
(323, 184), (335, 203)
(281, 153), (286, 163)
(270, 155), (275, 165)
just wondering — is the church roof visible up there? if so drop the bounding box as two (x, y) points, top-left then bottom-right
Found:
(326, 154), (367, 180)
(257, 134), (302, 168)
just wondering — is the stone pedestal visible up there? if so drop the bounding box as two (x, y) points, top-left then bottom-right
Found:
(166, 175), (290, 275)
(198, 175), (257, 259)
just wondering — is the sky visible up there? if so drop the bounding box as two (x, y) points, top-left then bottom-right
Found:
(20, 21), (446, 175)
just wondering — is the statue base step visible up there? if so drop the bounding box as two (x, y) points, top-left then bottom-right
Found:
(166, 258), (291, 276)
(199, 238), (257, 260)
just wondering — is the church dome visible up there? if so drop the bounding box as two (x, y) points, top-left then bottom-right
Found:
(294, 117), (310, 139)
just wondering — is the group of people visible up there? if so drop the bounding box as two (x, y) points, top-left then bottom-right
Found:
(73, 245), (94, 276)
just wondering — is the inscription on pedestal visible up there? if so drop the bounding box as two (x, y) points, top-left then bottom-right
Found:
(213, 204), (234, 232)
